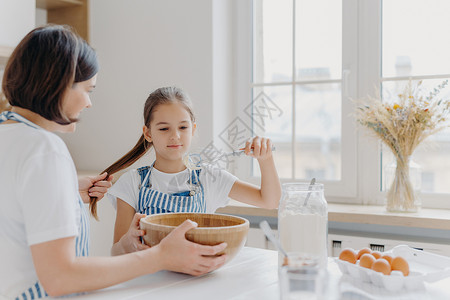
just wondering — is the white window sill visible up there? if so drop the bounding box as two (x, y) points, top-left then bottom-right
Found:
(217, 200), (450, 231)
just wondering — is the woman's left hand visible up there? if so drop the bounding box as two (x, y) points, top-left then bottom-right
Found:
(243, 136), (274, 161)
(78, 172), (113, 204)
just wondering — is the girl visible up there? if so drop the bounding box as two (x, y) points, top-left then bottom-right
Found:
(0, 25), (226, 300)
(100, 87), (282, 255)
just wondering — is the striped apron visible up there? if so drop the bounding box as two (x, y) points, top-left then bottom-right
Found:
(0, 111), (90, 299)
(136, 164), (206, 214)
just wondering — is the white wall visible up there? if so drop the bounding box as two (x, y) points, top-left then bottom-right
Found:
(0, 0), (35, 47)
(61, 0), (235, 173)
(212, 0), (234, 150)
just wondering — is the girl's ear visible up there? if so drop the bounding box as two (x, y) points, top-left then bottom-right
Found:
(192, 123), (197, 136)
(143, 125), (152, 142)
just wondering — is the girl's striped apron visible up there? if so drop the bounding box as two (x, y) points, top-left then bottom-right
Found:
(0, 111), (90, 299)
(136, 164), (206, 214)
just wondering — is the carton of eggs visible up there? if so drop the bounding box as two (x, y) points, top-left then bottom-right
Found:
(335, 245), (450, 292)
(339, 247), (409, 276)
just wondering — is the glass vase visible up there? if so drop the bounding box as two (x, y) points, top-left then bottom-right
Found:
(384, 157), (421, 212)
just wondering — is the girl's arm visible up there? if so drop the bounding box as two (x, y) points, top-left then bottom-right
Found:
(31, 220), (227, 297)
(111, 198), (148, 255)
(228, 137), (281, 209)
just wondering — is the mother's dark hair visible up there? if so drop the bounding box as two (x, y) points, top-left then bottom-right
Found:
(1, 24), (98, 125)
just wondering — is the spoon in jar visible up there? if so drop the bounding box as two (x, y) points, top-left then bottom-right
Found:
(259, 220), (289, 264)
(303, 177), (316, 207)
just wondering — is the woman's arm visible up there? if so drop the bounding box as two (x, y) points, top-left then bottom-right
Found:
(228, 137), (281, 209)
(31, 220), (227, 297)
(111, 198), (149, 255)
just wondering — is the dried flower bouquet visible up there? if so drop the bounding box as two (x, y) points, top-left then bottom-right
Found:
(356, 80), (450, 211)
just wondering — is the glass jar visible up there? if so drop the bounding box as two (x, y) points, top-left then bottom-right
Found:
(278, 183), (328, 267)
(384, 157), (422, 212)
(279, 253), (327, 300)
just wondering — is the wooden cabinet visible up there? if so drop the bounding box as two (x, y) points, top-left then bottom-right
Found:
(0, 0), (89, 66)
(36, 0), (89, 42)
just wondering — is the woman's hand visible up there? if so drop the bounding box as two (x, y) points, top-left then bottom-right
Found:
(78, 172), (113, 204)
(243, 136), (274, 161)
(155, 220), (227, 276)
(114, 213), (150, 254)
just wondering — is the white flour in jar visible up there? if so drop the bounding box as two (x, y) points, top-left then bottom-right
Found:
(279, 213), (327, 263)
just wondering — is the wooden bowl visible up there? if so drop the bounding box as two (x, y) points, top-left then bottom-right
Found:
(140, 213), (249, 263)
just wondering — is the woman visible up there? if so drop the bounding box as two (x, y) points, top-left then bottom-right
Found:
(0, 25), (226, 300)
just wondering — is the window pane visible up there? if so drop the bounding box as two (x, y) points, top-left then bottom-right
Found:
(253, 0), (293, 83)
(251, 86), (293, 179)
(295, 0), (342, 80)
(382, 0), (450, 77)
(295, 83), (342, 180)
(381, 79), (450, 193)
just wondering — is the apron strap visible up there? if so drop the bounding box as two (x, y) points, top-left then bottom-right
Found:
(0, 111), (41, 129)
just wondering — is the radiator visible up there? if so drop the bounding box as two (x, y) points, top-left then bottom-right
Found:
(246, 228), (450, 257)
(329, 233), (450, 257)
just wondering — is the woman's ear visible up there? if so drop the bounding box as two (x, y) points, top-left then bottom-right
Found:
(143, 125), (152, 142)
(192, 123), (197, 136)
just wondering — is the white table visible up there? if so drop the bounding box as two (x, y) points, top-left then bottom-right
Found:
(63, 247), (450, 300)
(65, 247), (279, 300)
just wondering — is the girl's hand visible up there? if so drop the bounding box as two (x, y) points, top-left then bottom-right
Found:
(243, 136), (274, 161)
(117, 213), (150, 253)
(156, 220), (227, 276)
(78, 172), (113, 204)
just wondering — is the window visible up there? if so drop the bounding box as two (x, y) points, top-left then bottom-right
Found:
(235, 0), (450, 208)
(237, 0), (356, 198)
(253, 0), (344, 183)
(381, 0), (450, 198)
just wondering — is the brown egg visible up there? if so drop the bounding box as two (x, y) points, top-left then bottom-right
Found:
(357, 247), (372, 260)
(359, 253), (375, 269)
(381, 254), (393, 265)
(371, 258), (391, 275)
(372, 251), (382, 259)
(339, 248), (357, 264)
(391, 256), (409, 276)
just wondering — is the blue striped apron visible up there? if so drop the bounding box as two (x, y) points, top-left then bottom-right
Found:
(136, 163), (205, 214)
(0, 111), (90, 299)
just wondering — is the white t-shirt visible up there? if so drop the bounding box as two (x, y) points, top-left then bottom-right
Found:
(0, 123), (80, 299)
(108, 165), (238, 213)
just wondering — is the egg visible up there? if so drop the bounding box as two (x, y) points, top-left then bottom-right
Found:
(339, 248), (357, 264)
(390, 270), (404, 277)
(359, 253), (375, 269)
(371, 251), (382, 259)
(371, 258), (391, 275)
(381, 254), (393, 265)
(391, 256), (409, 276)
(357, 247), (372, 259)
